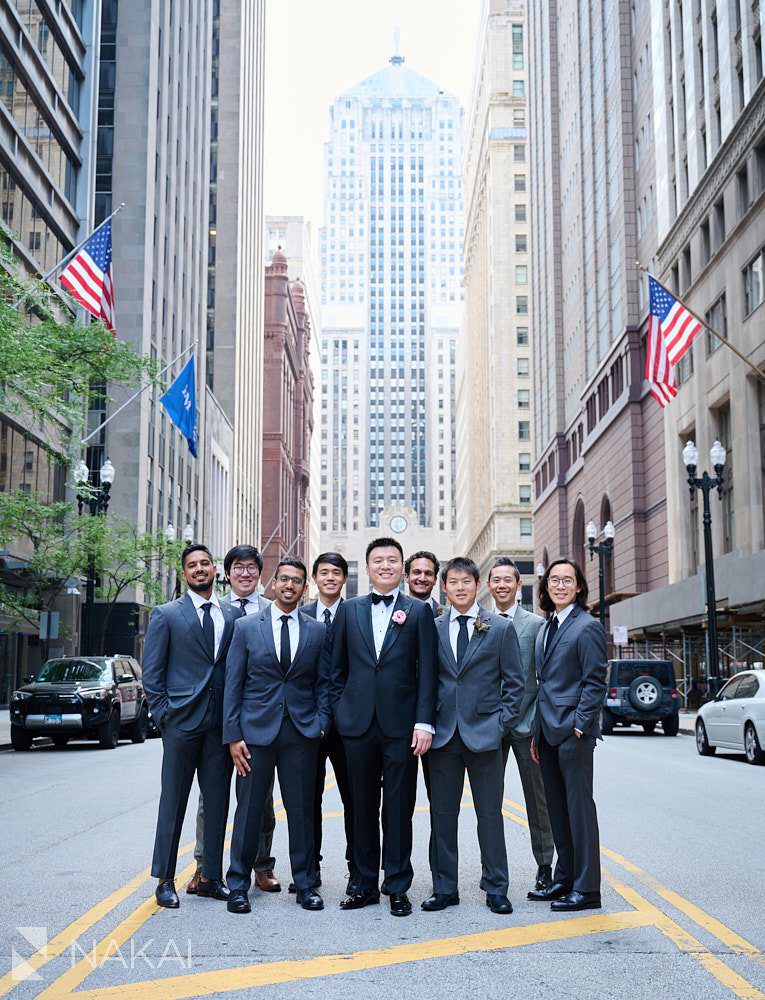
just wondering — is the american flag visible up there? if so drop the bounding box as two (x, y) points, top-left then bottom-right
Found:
(59, 220), (116, 331)
(645, 275), (703, 407)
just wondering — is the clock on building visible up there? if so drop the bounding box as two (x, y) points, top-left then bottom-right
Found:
(390, 515), (408, 534)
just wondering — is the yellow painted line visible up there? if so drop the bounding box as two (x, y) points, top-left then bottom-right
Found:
(50, 909), (653, 1000)
(606, 873), (765, 1000)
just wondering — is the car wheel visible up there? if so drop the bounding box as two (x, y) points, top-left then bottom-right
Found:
(662, 714), (679, 736)
(744, 724), (765, 765)
(10, 726), (33, 751)
(628, 676), (662, 712)
(52, 736), (70, 747)
(129, 704), (149, 744)
(695, 719), (715, 756)
(98, 711), (120, 750)
(642, 721), (657, 734)
(601, 707), (615, 735)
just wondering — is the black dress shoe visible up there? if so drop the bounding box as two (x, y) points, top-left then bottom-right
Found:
(535, 864), (553, 890)
(197, 878), (230, 901)
(421, 892), (459, 911)
(380, 881), (390, 896)
(296, 888), (324, 911)
(339, 886), (380, 910)
(551, 890), (601, 912)
(156, 880), (179, 909)
(346, 874), (361, 896)
(527, 880), (571, 901)
(227, 889), (251, 914)
(389, 891), (412, 917)
(486, 893), (513, 914)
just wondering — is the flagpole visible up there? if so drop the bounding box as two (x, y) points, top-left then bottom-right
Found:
(12, 203), (126, 311)
(80, 341), (197, 446)
(637, 261), (765, 384)
(260, 511), (288, 555)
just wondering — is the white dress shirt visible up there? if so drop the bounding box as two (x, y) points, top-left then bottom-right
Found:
(544, 602), (575, 647)
(271, 602), (300, 663)
(448, 603), (480, 660)
(315, 597), (342, 623)
(496, 604), (517, 620)
(187, 589), (224, 658)
(229, 590), (260, 615)
(370, 589), (398, 658)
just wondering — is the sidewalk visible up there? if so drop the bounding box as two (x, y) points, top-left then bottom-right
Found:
(678, 710), (698, 735)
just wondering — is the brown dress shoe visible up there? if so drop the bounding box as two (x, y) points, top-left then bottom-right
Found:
(254, 870), (281, 892)
(186, 866), (202, 895)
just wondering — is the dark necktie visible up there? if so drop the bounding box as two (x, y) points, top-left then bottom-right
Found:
(371, 593), (394, 606)
(456, 615), (470, 667)
(201, 602), (215, 659)
(500, 612), (509, 618)
(323, 608), (332, 626)
(544, 615), (559, 655)
(280, 614), (291, 673)
(237, 598), (248, 611)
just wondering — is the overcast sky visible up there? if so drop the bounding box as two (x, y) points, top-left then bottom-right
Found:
(263, 0), (483, 240)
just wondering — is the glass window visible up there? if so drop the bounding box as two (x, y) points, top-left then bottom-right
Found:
(735, 675), (760, 700)
(718, 675), (744, 700)
(743, 246), (764, 316)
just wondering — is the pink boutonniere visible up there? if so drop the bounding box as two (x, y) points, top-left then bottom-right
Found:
(391, 609), (408, 627)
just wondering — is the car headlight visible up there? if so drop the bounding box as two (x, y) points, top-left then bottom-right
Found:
(79, 688), (110, 700)
(11, 691), (31, 701)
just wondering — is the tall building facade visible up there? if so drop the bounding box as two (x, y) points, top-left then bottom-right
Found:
(528, 0), (668, 622)
(0, 0), (101, 699)
(612, 1), (765, 670)
(319, 48), (464, 592)
(458, 0), (534, 603)
(261, 249), (313, 587)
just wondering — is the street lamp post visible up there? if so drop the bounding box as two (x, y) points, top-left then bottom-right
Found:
(586, 519), (615, 627)
(682, 439), (726, 692)
(73, 458), (116, 656)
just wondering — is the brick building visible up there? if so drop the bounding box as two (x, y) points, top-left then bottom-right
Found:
(261, 249), (314, 588)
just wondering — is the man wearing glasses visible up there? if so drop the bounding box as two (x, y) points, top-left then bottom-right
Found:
(225, 558), (331, 913)
(186, 546), (281, 896)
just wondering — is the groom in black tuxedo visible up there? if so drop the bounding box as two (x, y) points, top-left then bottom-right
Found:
(330, 537), (438, 916)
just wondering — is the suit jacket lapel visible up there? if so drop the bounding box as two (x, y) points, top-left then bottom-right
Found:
(542, 605), (579, 665)
(215, 605), (237, 663)
(512, 607), (530, 642)
(378, 592), (409, 661)
(356, 596), (376, 661)
(458, 611), (488, 674)
(289, 616), (310, 674)
(259, 610), (281, 668)
(436, 612), (458, 674)
(179, 594), (212, 661)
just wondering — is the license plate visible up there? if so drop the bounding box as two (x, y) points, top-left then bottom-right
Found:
(606, 699), (622, 707)
(44, 714), (63, 725)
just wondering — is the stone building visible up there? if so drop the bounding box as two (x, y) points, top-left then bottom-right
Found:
(261, 250), (313, 588)
(458, 0), (535, 604)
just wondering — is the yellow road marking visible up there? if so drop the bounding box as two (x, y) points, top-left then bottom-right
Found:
(45, 909), (654, 1000)
(606, 874), (765, 1000)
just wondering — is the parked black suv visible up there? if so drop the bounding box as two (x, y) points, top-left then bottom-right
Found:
(602, 659), (680, 736)
(10, 655), (148, 750)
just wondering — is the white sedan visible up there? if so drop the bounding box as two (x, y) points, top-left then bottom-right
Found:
(696, 669), (765, 764)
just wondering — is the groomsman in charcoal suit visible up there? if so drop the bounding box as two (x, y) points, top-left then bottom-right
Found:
(187, 545), (281, 896)
(296, 551), (358, 895)
(486, 557), (554, 893)
(529, 559), (607, 912)
(143, 544), (242, 908)
(330, 537), (438, 917)
(423, 557), (524, 914)
(224, 557), (331, 914)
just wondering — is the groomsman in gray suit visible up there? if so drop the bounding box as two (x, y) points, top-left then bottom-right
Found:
(187, 545), (281, 896)
(529, 559), (607, 912)
(423, 557), (525, 915)
(487, 557), (554, 892)
(143, 544), (242, 909)
(224, 557), (331, 914)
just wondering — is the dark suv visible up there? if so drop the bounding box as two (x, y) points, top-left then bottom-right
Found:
(602, 659), (680, 736)
(10, 655), (148, 750)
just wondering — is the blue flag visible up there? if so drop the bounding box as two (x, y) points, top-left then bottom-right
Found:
(160, 355), (198, 457)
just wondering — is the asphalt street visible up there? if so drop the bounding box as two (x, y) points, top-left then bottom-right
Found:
(1, 725), (763, 1000)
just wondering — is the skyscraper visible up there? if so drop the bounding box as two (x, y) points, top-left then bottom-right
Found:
(319, 43), (464, 591)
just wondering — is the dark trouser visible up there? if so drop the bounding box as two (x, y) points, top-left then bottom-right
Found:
(151, 720), (232, 881)
(342, 717), (418, 893)
(381, 750), (433, 893)
(227, 719), (319, 893)
(314, 726), (356, 876)
(194, 779), (276, 872)
(502, 733), (554, 866)
(537, 731), (600, 894)
(429, 732), (508, 895)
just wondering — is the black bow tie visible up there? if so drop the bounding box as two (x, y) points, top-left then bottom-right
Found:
(371, 593), (394, 607)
